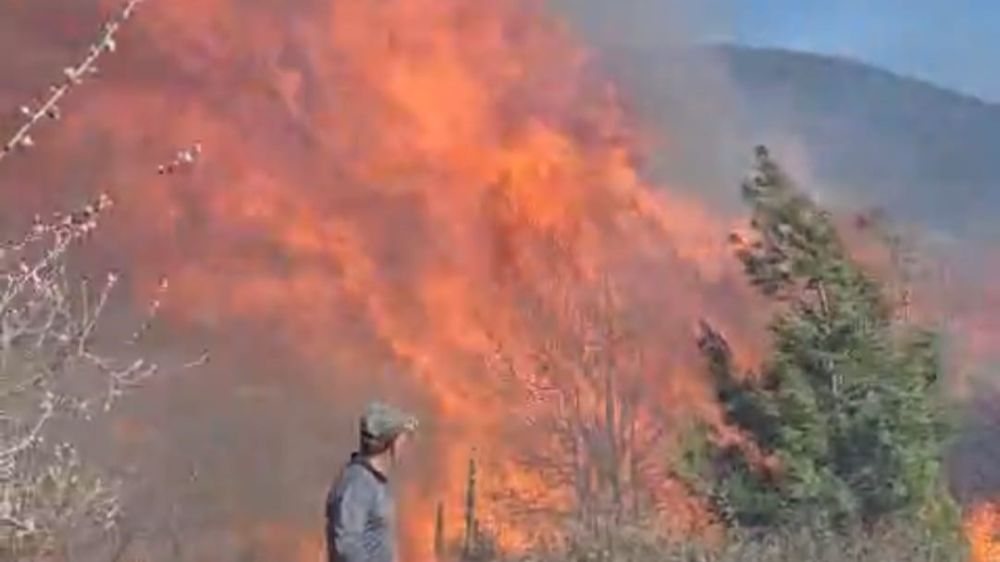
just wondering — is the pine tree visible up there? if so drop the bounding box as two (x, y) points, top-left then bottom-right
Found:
(697, 147), (957, 537)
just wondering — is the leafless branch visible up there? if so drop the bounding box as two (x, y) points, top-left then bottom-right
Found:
(0, 0), (148, 164)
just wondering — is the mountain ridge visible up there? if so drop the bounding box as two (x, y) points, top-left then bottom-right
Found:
(601, 44), (1000, 241)
(712, 44), (999, 108)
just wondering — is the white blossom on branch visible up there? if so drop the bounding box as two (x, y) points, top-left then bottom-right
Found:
(0, 0), (149, 164)
(0, 196), (160, 557)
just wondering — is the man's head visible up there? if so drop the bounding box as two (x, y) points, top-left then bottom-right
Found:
(359, 400), (419, 458)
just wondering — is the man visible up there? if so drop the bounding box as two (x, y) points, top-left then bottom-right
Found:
(326, 401), (418, 562)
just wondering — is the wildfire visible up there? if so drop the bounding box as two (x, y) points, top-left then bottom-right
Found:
(3, 0), (999, 559)
(966, 501), (1000, 562)
(1, 0), (764, 560)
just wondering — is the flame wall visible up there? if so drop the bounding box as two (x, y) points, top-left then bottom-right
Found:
(5, 1), (996, 561)
(0, 1), (768, 558)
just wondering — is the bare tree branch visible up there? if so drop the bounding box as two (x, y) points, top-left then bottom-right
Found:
(0, 0), (148, 164)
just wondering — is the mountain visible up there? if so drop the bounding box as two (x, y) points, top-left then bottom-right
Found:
(601, 45), (1000, 242)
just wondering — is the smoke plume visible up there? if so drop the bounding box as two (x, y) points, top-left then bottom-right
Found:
(1, 1), (996, 560)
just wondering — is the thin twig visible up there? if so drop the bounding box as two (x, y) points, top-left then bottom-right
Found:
(0, 0), (148, 164)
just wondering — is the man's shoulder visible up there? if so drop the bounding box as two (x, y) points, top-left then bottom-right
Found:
(341, 461), (372, 480)
(328, 461), (372, 507)
(336, 458), (383, 489)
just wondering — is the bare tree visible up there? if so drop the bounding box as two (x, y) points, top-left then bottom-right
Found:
(0, 1), (197, 559)
(485, 271), (677, 559)
(0, 195), (159, 559)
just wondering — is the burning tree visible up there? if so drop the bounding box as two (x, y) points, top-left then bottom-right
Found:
(482, 262), (704, 558)
(695, 147), (960, 545)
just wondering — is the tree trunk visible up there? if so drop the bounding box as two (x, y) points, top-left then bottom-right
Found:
(434, 501), (445, 561)
(463, 456), (477, 559)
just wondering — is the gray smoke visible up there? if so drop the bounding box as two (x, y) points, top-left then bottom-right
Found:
(547, 0), (754, 212)
(551, 0), (1000, 506)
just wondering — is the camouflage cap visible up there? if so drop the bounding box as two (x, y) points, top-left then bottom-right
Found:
(360, 400), (419, 445)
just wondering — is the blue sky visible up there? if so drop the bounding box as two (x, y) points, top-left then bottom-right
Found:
(708, 0), (999, 102)
(558, 0), (999, 102)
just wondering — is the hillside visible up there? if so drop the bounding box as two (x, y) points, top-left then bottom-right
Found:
(603, 45), (1000, 242)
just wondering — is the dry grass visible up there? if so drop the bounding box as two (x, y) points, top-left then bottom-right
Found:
(514, 523), (966, 562)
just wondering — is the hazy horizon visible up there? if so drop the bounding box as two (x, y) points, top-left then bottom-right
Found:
(553, 0), (1000, 103)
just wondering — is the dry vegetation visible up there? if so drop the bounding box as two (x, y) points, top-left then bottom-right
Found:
(0, 1), (186, 559)
(0, 2), (983, 562)
(449, 461), (967, 562)
(519, 525), (963, 562)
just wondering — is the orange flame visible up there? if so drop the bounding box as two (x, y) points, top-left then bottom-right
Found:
(5, 0), (999, 559)
(3, 0), (768, 559)
(966, 500), (1000, 562)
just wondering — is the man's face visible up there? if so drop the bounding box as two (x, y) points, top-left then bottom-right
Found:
(390, 432), (412, 465)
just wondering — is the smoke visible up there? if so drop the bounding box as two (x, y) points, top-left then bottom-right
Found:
(0, 1), (770, 559)
(2, 1), (996, 559)
(546, 0), (754, 209)
(553, 0), (1000, 380)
